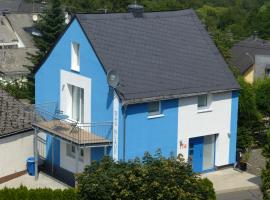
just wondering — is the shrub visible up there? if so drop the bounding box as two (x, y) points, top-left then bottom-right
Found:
(262, 130), (270, 199)
(77, 152), (216, 200)
(0, 186), (77, 200)
(237, 77), (262, 149)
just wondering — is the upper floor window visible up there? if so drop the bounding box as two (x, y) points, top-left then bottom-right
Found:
(71, 42), (80, 72)
(198, 94), (208, 108)
(266, 66), (270, 77)
(148, 101), (161, 116)
(70, 85), (84, 123)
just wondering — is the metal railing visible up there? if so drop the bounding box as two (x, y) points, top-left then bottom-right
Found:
(30, 102), (113, 146)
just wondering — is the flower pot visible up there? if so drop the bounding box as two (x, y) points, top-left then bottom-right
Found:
(239, 162), (247, 171)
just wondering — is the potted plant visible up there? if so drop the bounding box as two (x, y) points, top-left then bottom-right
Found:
(239, 149), (250, 171)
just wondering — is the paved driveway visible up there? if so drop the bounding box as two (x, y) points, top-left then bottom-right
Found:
(217, 188), (262, 200)
(202, 168), (262, 199)
(0, 172), (68, 190)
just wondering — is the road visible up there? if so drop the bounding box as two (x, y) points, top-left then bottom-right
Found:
(217, 189), (262, 200)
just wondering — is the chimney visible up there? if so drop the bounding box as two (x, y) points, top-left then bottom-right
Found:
(128, 1), (144, 18)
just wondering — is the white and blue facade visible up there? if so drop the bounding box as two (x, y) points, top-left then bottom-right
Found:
(35, 16), (239, 180)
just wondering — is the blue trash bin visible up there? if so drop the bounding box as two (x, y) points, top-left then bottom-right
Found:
(26, 157), (35, 176)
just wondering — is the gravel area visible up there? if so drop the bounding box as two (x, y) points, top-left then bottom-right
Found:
(247, 149), (266, 176)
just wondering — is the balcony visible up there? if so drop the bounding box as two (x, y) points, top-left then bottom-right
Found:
(31, 102), (113, 147)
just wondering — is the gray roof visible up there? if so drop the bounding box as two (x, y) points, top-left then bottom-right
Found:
(0, 14), (36, 77)
(0, 48), (35, 76)
(76, 9), (239, 104)
(0, 89), (33, 138)
(229, 37), (270, 74)
(0, 0), (44, 14)
(0, 16), (17, 44)
(6, 13), (35, 47)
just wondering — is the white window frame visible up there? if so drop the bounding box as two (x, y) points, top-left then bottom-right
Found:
(197, 94), (208, 109)
(69, 84), (84, 123)
(71, 42), (80, 72)
(197, 94), (212, 113)
(60, 70), (91, 125)
(148, 101), (164, 119)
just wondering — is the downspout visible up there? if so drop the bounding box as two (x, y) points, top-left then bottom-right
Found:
(123, 104), (128, 162)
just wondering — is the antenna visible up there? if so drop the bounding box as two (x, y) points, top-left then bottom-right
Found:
(107, 69), (120, 88)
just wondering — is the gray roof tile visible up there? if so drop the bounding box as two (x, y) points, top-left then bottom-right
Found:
(0, 89), (33, 137)
(76, 9), (239, 104)
(229, 37), (270, 74)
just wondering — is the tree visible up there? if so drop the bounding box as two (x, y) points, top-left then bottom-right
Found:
(261, 130), (270, 199)
(255, 78), (270, 117)
(77, 152), (216, 200)
(237, 77), (261, 149)
(28, 0), (66, 68)
(25, 0), (65, 102)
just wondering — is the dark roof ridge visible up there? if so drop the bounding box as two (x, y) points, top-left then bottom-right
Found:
(76, 9), (195, 20)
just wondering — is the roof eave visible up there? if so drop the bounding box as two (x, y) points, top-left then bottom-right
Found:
(122, 88), (240, 106)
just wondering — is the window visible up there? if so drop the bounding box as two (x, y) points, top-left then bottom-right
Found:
(70, 85), (84, 122)
(148, 101), (161, 116)
(66, 143), (84, 162)
(71, 42), (80, 71)
(66, 143), (75, 158)
(266, 68), (270, 77)
(198, 94), (208, 108)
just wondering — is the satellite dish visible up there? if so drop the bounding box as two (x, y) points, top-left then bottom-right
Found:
(107, 69), (120, 88)
(32, 14), (38, 22)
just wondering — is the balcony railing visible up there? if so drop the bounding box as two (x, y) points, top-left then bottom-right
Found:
(30, 102), (113, 146)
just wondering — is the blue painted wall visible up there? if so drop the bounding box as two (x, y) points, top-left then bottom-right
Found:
(229, 91), (239, 164)
(91, 147), (105, 161)
(35, 19), (113, 164)
(118, 100), (179, 160)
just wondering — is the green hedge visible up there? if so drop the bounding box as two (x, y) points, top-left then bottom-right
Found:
(77, 152), (216, 200)
(0, 186), (77, 200)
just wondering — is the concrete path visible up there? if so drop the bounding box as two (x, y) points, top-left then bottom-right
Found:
(0, 172), (69, 190)
(202, 168), (261, 194)
(217, 188), (262, 200)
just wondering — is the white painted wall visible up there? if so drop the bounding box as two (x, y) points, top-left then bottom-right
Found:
(59, 140), (90, 173)
(112, 91), (119, 161)
(177, 91), (232, 167)
(60, 70), (91, 123)
(0, 131), (33, 178)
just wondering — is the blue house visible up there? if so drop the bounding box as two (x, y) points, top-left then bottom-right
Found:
(33, 8), (239, 185)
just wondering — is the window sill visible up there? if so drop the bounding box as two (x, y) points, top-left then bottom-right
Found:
(148, 114), (165, 119)
(71, 67), (80, 73)
(197, 108), (212, 113)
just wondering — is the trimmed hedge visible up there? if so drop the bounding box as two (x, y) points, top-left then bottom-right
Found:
(0, 186), (77, 200)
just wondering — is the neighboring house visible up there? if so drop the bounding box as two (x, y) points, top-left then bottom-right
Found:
(229, 36), (270, 83)
(33, 8), (239, 186)
(0, 0), (45, 14)
(0, 13), (37, 80)
(0, 89), (34, 183)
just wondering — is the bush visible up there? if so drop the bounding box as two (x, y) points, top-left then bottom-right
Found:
(262, 130), (270, 199)
(77, 152), (216, 200)
(0, 186), (77, 200)
(237, 77), (262, 149)
(255, 78), (270, 117)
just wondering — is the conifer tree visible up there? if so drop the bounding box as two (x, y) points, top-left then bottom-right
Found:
(28, 0), (66, 69)
(26, 0), (65, 102)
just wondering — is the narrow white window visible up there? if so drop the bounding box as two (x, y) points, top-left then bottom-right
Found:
(70, 85), (84, 122)
(71, 42), (80, 71)
(198, 94), (208, 108)
(148, 101), (161, 116)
